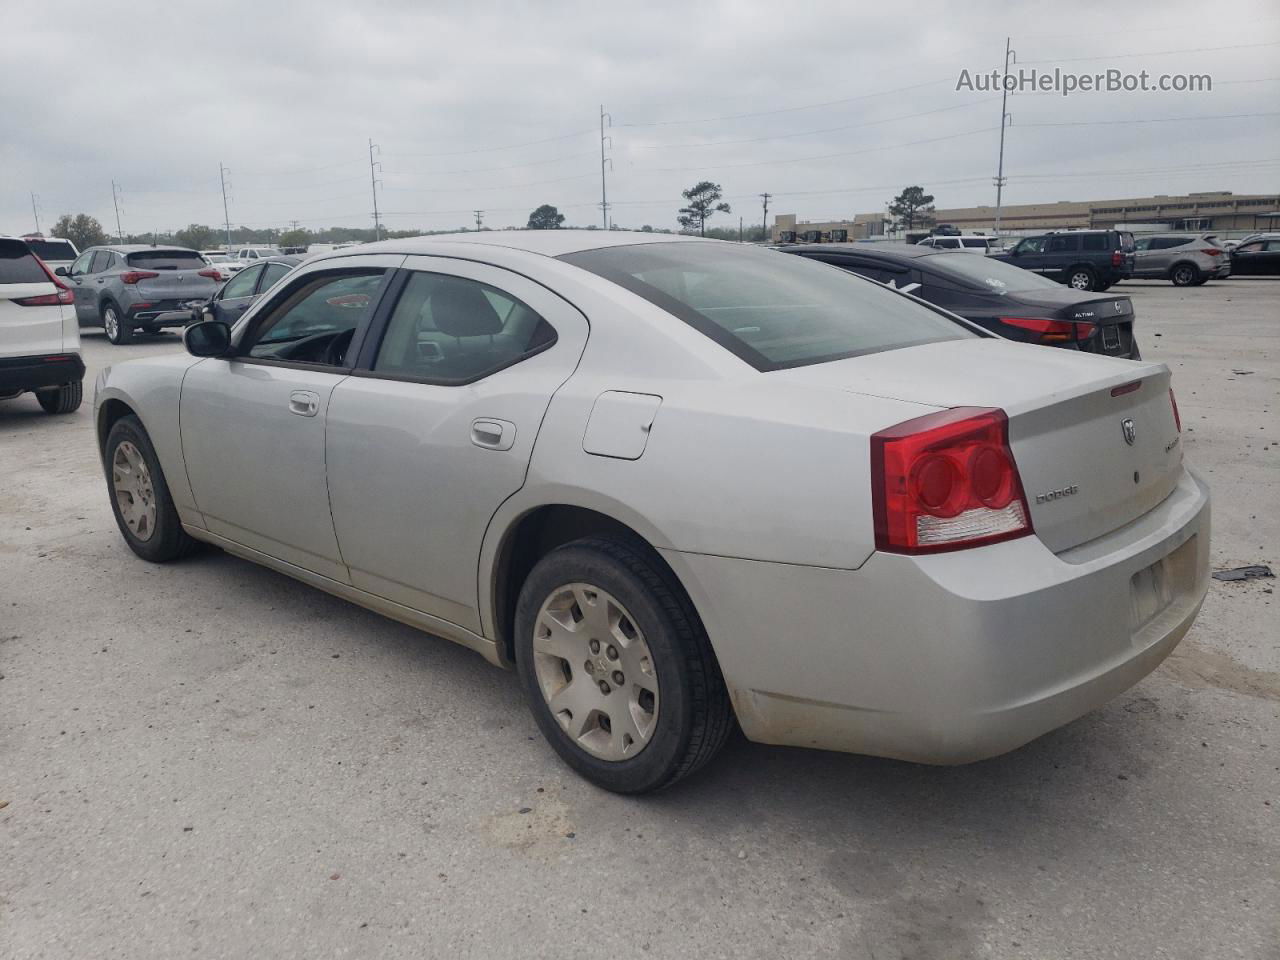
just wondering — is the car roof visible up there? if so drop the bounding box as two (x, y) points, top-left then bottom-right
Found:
(317, 229), (706, 260)
(783, 242), (934, 262)
(93, 244), (199, 253)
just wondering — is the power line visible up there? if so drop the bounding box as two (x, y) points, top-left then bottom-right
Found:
(1020, 111), (1280, 127)
(387, 128), (596, 159)
(1018, 39), (1280, 66)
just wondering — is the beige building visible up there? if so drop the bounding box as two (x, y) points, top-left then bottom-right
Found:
(772, 191), (1280, 241)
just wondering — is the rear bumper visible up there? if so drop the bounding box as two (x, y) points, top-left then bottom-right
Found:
(0, 353), (86, 393)
(663, 466), (1210, 764)
(128, 302), (204, 328)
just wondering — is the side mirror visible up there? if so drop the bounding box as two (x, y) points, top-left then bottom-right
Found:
(54, 265), (70, 276)
(183, 320), (232, 358)
(1009, 248), (1021, 257)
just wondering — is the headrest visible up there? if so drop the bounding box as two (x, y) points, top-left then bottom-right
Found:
(430, 278), (503, 337)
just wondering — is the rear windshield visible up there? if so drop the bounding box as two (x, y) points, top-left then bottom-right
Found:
(1118, 232), (1135, 251)
(561, 243), (973, 371)
(127, 250), (207, 270)
(24, 239), (77, 261)
(923, 251), (1063, 294)
(0, 239), (51, 284)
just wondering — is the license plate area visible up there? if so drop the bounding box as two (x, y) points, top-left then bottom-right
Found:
(1102, 324), (1121, 350)
(1128, 535), (1197, 635)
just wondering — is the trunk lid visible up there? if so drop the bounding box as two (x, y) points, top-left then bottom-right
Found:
(776, 339), (1184, 553)
(126, 250), (220, 300)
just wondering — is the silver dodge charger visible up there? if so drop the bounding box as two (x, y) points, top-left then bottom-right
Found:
(94, 231), (1210, 793)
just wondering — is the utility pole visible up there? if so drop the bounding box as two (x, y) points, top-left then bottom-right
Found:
(993, 36), (1014, 236)
(739, 216), (743, 243)
(760, 192), (771, 241)
(30, 193), (41, 234)
(218, 163), (233, 252)
(369, 138), (383, 241)
(599, 104), (612, 229)
(111, 180), (124, 242)
(473, 210), (484, 231)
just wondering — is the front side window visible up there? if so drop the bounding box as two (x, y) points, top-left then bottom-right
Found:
(69, 251), (95, 276)
(1134, 237), (1152, 252)
(562, 243), (973, 372)
(1015, 237), (1045, 254)
(372, 272), (557, 383)
(242, 270), (384, 367)
(221, 264), (262, 299)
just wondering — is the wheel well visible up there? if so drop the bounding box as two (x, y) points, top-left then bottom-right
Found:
(97, 398), (136, 455)
(491, 505), (695, 665)
(99, 296), (120, 318)
(1068, 263), (1096, 276)
(1169, 260), (1199, 276)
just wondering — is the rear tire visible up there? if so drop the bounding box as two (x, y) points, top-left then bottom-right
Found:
(36, 381), (83, 414)
(104, 415), (199, 562)
(514, 537), (733, 794)
(102, 302), (133, 345)
(1171, 263), (1201, 287)
(1067, 266), (1097, 291)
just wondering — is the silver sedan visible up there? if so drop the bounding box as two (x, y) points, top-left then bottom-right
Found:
(93, 231), (1209, 793)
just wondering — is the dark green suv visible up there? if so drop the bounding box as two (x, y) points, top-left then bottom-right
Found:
(989, 230), (1136, 291)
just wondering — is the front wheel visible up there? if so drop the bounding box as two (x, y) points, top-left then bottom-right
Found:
(104, 415), (199, 562)
(1067, 267), (1096, 291)
(36, 381), (82, 414)
(102, 303), (133, 345)
(514, 538), (733, 794)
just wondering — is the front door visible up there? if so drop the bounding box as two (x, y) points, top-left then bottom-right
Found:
(179, 257), (399, 581)
(66, 250), (101, 322)
(209, 262), (264, 325)
(325, 257), (589, 631)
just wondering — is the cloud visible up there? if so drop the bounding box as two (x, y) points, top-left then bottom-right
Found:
(3, 0), (1278, 235)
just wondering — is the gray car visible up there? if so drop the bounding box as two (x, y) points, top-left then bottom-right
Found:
(1132, 234), (1230, 286)
(57, 244), (223, 344)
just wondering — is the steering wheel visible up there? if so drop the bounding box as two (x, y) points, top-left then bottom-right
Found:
(324, 328), (355, 367)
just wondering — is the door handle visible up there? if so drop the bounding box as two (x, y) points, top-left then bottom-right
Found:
(96, 278), (106, 284)
(289, 390), (320, 417)
(471, 418), (516, 451)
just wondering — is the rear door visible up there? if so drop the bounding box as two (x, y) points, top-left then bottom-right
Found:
(325, 257), (589, 631)
(0, 238), (65, 358)
(1042, 234), (1078, 279)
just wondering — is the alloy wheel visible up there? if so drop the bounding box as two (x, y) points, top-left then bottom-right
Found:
(104, 307), (120, 342)
(1069, 271), (1092, 290)
(112, 440), (157, 541)
(531, 582), (659, 761)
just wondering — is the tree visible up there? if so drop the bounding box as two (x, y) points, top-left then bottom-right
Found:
(174, 223), (216, 250)
(888, 186), (936, 232)
(277, 228), (311, 248)
(526, 204), (565, 230)
(51, 213), (109, 250)
(677, 181), (731, 236)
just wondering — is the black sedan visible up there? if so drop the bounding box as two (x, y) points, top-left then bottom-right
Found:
(152, 255), (303, 328)
(780, 244), (1140, 359)
(1228, 236), (1280, 276)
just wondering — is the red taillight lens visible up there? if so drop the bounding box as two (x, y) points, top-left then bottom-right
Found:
(999, 316), (1095, 343)
(120, 270), (159, 284)
(1112, 250), (1124, 267)
(1203, 248), (1221, 257)
(197, 268), (224, 281)
(1169, 388), (1181, 432)
(871, 407), (1033, 554)
(15, 258), (76, 306)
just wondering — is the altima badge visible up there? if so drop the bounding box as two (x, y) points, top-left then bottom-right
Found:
(1122, 418), (1137, 445)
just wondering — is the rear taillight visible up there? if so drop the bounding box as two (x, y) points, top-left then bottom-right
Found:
(1169, 388), (1181, 432)
(15, 258), (75, 306)
(120, 270), (159, 284)
(198, 268), (224, 281)
(871, 407), (1033, 554)
(1112, 250), (1124, 267)
(1203, 248), (1221, 257)
(999, 316), (1096, 343)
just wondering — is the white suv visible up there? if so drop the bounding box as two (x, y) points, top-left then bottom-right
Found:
(0, 237), (84, 414)
(915, 235), (996, 255)
(236, 246), (283, 263)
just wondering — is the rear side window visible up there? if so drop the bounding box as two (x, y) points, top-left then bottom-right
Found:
(562, 243), (973, 372)
(961, 238), (987, 248)
(127, 250), (206, 270)
(1045, 235), (1078, 253)
(260, 262), (292, 290)
(0, 239), (50, 284)
(1118, 232), (1136, 251)
(372, 272), (556, 383)
(23, 239), (77, 261)
(1081, 235), (1108, 252)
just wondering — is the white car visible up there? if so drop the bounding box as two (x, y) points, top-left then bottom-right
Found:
(201, 251), (244, 276)
(1, 237), (83, 413)
(21, 235), (80, 273)
(235, 246), (283, 263)
(93, 231), (1209, 793)
(916, 235), (996, 254)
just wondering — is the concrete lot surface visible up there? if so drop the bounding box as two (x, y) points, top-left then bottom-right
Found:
(1, 279), (1276, 959)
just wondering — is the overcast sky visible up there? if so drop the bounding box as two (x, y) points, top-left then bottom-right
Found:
(3, 0), (1278, 236)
